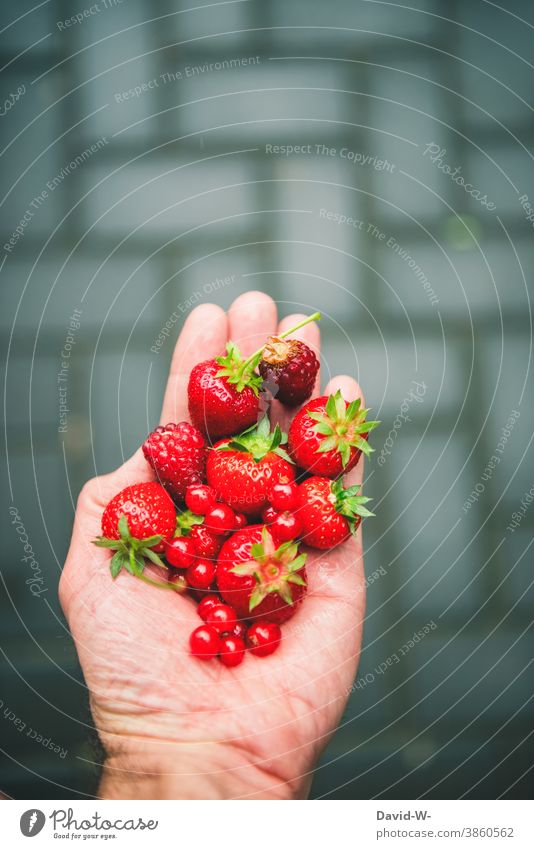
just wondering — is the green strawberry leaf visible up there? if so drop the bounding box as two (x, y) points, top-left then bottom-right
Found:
(93, 537), (122, 549)
(142, 548), (166, 568)
(110, 551), (125, 578)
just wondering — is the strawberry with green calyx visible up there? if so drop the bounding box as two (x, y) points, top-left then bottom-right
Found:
(188, 312), (321, 441)
(207, 417), (295, 517)
(288, 390), (380, 477)
(216, 525), (307, 623)
(296, 476), (373, 550)
(94, 514), (167, 578)
(94, 482), (176, 578)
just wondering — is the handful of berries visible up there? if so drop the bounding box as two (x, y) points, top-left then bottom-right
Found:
(93, 313), (379, 668)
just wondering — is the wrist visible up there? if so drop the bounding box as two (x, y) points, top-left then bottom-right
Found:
(98, 739), (309, 800)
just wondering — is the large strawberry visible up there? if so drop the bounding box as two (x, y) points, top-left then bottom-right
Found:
(188, 342), (263, 441)
(207, 417), (295, 517)
(142, 421), (206, 501)
(217, 525), (307, 623)
(288, 390), (379, 477)
(188, 314), (322, 441)
(94, 482), (176, 577)
(296, 477), (373, 549)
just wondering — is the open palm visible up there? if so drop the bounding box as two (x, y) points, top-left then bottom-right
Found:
(59, 292), (367, 800)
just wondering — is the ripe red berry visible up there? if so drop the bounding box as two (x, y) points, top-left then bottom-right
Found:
(189, 625), (221, 660)
(271, 511), (303, 542)
(197, 594), (222, 621)
(259, 337), (319, 407)
(189, 524), (223, 559)
(261, 505), (278, 525)
(246, 621), (282, 657)
(168, 570), (187, 593)
(165, 536), (196, 569)
(185, 484), (217, 515)
(219, 635), (246, 667)
(231, 621), (246, 640)
(205, 504), (235, 535)
(268, 481), (299, 512)
(233, 512), (247, 530)
(186, 559), (217, 590)
(142, 422), (206, 501)
(206, 603), (238, 634)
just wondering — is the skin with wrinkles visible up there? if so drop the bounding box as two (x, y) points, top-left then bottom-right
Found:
(59, 293), (366, 800)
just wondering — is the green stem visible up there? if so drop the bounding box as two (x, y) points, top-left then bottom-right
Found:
(242, 311), (321, 370)
(135, 572), (186, 592)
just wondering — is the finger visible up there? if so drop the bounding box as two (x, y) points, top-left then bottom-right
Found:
(270, 312), (321, 432)
(323, 375), (366, 488)
(160, 303), (228, 425)
(227, 290), (278, 358)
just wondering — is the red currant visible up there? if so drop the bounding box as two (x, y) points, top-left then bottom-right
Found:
(262, 505), (278, 525)
(231, 621), (246, 640)
(165, 536), (196, 569)
(197, 594), (222, 621)
(185, 484), (217, 515)
(205, 504), (235, 535)
(271, 511), (303, 542)
(189, 625), (221, 660)
(219, 635), (246, 667)
(206, 603), (238, 634)
(246, 621), (282, 657)
(167, 570), (187, 593)
(233, 512), (247, 530)
(186, 559), (216, 590)
(269, 481), (299, 512)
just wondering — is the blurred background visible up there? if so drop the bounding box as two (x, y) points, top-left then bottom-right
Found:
(1, 0), (533, 799)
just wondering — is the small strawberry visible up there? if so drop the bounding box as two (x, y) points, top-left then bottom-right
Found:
(259, 337), (319, 406)
(296, 476), (373, 549)
(94, 482), (176, 577)
(188, 343), (263, 441)
(207, 417), (295, 517)
(288, 390), (379, 477)
(142, 421), (206, 502)
(173, 508), (223, 559)
(216, 525), (307, 623)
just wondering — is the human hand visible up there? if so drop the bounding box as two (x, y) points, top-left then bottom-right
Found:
(59, 291), (367, 800)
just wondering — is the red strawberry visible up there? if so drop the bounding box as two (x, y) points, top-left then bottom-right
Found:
(216, 525), (307, 623)
(188, 343), (263, 441)
(207, 417), (296, 517)
(288, 390), (379, 477)
(142, 422), (206, 501)
(259, 336), (319, 406)
(94, 482), (176, 578)
(296, 477), (373, 550)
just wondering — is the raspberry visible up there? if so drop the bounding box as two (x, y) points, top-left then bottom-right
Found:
(143, 422), (206, 501)
(259, 338), (319, 407)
